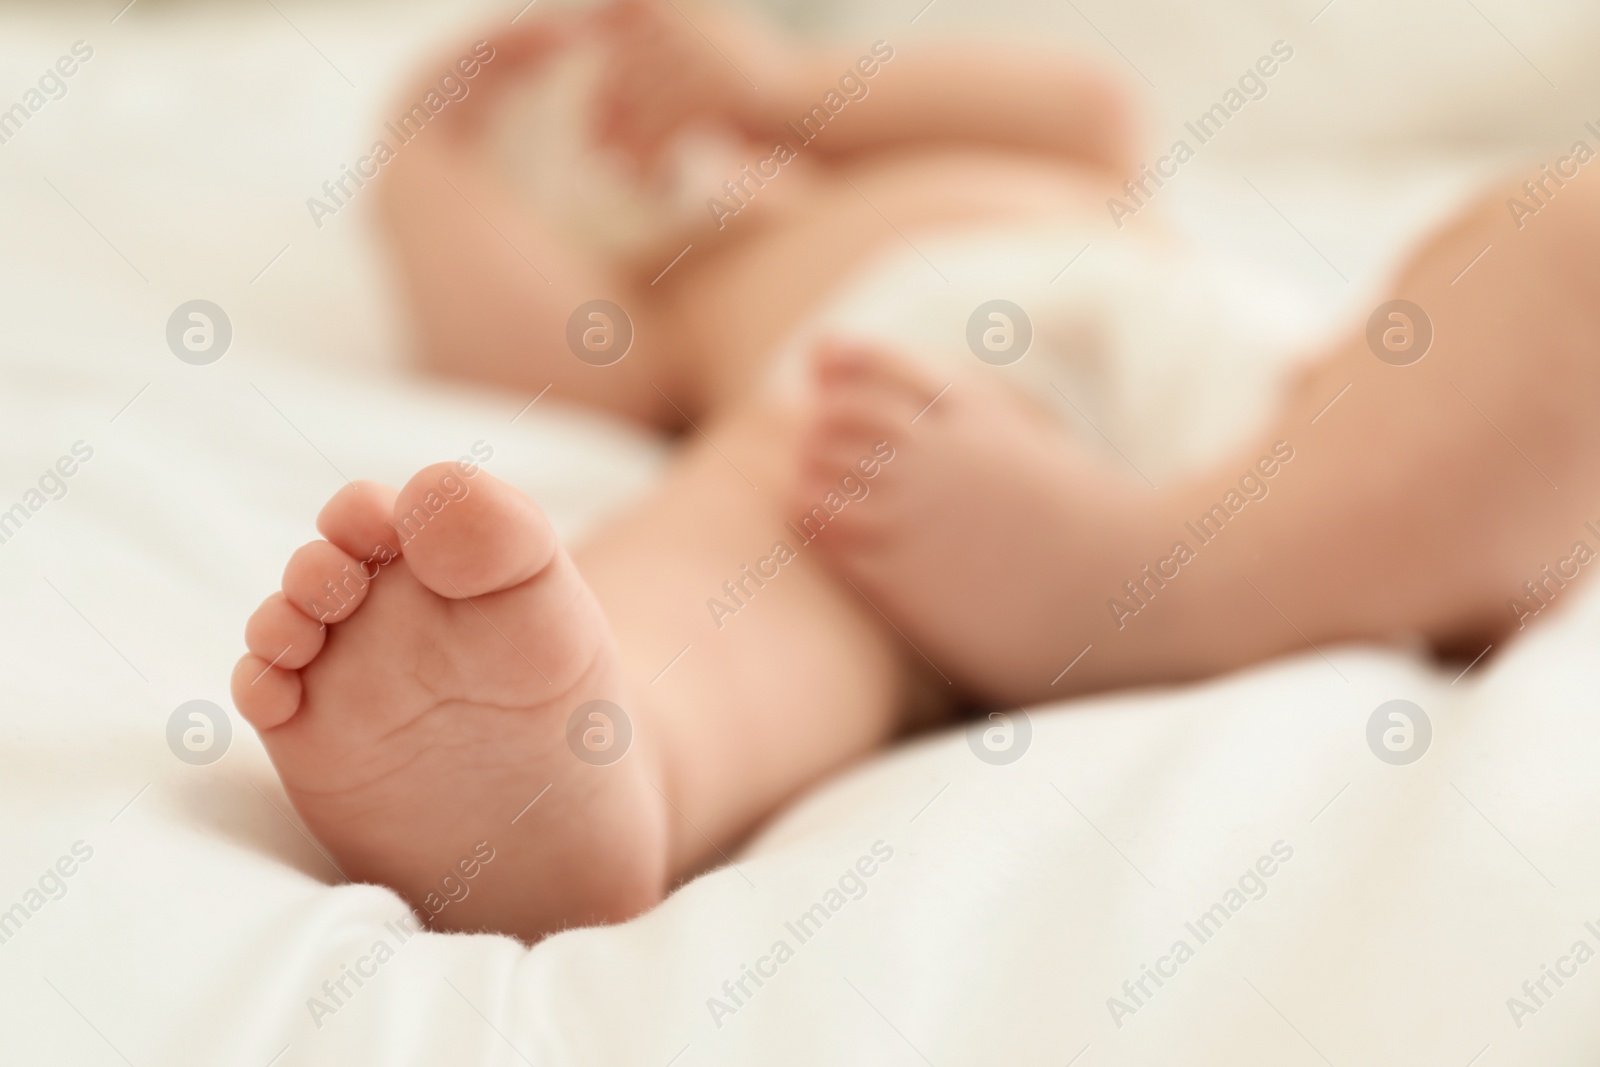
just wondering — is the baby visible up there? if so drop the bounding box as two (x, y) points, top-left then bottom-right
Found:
(231, 0), (1600, 942)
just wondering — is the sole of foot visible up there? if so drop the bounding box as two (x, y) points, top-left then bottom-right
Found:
(232, 462), (668, 942)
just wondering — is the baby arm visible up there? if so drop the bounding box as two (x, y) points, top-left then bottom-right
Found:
(763, 43), (1137, 176)
(588, 2), (1134, 177)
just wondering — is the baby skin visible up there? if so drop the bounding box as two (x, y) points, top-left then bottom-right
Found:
(232, 468), (668, 940)
(231, 4), (1600, 942)
(232, 397), (935, 942)
(796, 169), (1600, 708)
(242, 2), (1132, 940)
(232, 156), (1600, 942)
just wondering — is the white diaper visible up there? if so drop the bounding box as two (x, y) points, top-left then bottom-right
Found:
(767, 223), (1323, 483)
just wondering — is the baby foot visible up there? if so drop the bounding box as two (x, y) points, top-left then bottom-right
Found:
(231, 464), (667, 942)
(793, 341), (1159, 704)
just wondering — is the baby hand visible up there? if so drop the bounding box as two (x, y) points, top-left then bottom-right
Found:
(591, 0), (793, 168)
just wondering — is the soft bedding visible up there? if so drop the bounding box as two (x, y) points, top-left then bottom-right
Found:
(4, 1), (1600, 1064)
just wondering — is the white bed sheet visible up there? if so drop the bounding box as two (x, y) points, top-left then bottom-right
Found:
(3, 2), (1599, 1065)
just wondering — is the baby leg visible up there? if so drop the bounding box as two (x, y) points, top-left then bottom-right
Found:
(233, 398), (940, 941)
(373, 18), (695, 430)
(795, 168), (1600, 703)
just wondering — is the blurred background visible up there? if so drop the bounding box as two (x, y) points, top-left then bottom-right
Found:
(3, 0), (1596, 384)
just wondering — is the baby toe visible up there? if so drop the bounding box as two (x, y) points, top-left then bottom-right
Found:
(282, 540), (373, 625)
(317, 481), (401, 565)
(244, 592), (327, 670)
(814, 339), (946, 405)
(230, 654), (303, 731)
(393, 463), (559, 599)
